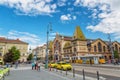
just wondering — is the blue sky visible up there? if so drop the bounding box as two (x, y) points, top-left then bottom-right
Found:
(0, 0), (120, 48)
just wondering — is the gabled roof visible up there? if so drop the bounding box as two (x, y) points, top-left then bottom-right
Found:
(59, 35), (72, 41)
(87, 38), (108, 45)
(0, 37), (28, 44)
(73, 26), (86, 40)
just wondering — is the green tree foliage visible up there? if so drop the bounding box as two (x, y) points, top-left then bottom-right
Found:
(114, 50), (119, 59)
(27, 53), (33, 61)
(3, 46), (20, 63)
(4, 51), (13, 63)
(49, 55), (53, 61)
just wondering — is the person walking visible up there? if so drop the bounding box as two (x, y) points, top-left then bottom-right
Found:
(37, 62), (41, 71)
(15, 61), (18, 69)
(32, 62), (35, 70)
(34, 61), (37, 70)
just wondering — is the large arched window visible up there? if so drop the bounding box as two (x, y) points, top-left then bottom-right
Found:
(94, 45), (97, 52)
(98, 42), (102, 52)
(119, 47), (120, 52)
(115, 44), (118, 51)
(0, 53), (2, 56)
(103, 46), (106, 52)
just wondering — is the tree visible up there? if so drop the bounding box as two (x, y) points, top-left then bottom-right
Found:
(49, 55), (53, 61)
(3, 52), (13, 63)
(27, 53), (33, 61)
(3, 46), (20, 63)
(114, 50), (119, 59)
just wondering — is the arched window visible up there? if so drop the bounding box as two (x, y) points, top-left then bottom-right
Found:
(0, 53), (2, 56)
(94, 46), (97, 52)
(98, 42), (102, 52)
(103, 46), (106, 52)
(115, 44), (118, 51)
(119, 47), (120, 52)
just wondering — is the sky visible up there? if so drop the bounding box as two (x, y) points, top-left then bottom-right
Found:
(0, 0), (120, 49)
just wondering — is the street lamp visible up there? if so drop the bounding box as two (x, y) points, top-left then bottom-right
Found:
(108, 33), (114, 63)
(45, 22), (52, 69)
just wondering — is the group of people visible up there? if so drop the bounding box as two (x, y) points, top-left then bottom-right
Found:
(32, 61), (41, 71)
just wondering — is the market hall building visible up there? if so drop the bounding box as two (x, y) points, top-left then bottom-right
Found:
(52, 26), (120, 64)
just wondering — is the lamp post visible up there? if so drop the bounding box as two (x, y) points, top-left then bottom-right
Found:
(108, 33), (114, 63)
(45, 23), (52, 69)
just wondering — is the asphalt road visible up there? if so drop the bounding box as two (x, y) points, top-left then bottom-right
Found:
(72, 64), (120, 80)
(75, 70), (120, 80)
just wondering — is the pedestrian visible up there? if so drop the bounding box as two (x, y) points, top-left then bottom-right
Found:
(34, 61), (37, 70)
(37, 62), (41, 71)
(6, 63), (9, 68)
(32, 62), (35, 70)
(113, 59), (117, 65)
(36, 62), (38, 70)
(15, 61), (18, 69)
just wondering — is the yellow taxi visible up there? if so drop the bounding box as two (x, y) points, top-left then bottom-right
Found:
(56, 61), (72, 71)
(48, 62), (58, 68)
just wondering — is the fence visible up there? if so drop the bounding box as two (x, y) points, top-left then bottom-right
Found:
(48, 67), (101, 80)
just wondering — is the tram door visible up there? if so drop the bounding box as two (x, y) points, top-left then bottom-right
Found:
(94, 57), (99, 64)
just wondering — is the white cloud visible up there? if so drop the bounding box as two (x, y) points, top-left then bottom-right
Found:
(60, 14), (76, 21)
(73, 16), (76, 20)
(7, 30), (42, 49)
(57, 0), (67, 7)
(84, 0), (120, 39)
(0, 0), (57, 16)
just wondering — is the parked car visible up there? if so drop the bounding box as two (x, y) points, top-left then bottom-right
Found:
(56, 61), (72, 71)
(48, 62), (58, 68)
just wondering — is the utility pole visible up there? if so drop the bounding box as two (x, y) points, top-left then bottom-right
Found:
(45, 22), (52, 69)
(108, 33), (114, 63)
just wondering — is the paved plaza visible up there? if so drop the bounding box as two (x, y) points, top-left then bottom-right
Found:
(4, 64), (120, 80)
(5, 65), (95, 80)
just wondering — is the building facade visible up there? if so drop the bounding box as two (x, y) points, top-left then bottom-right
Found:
(0, 37), (28, 62)
(52, 26), (120, 63)
(33, 44), (46, 61)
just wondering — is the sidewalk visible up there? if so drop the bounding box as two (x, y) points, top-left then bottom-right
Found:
(43, 67), (96, 80)
(6, 65), (96, 80)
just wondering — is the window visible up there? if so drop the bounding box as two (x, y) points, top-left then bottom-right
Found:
(103, 46), (106, 52)
(0, 53), (2, 56)
(94, 45), (97, 52)
(115, 44), (118, 51)
(98, 42), (102, 52)
(119, 48), (120, 52)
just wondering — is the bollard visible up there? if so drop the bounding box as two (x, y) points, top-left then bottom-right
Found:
(66, 70), (67, 75)
(56, 68), (57, 72)
(83, 69), (85, 80)
(49, 66), (51, 71)
(39, 66), (41, 71)
(73, 68), (75, 78)
(49, 64), (51, 71)
(61, 68), (62, 73)
(97, 71), (99, 80)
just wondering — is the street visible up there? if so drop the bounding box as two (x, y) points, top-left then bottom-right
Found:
(72, 64), (120, 80)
